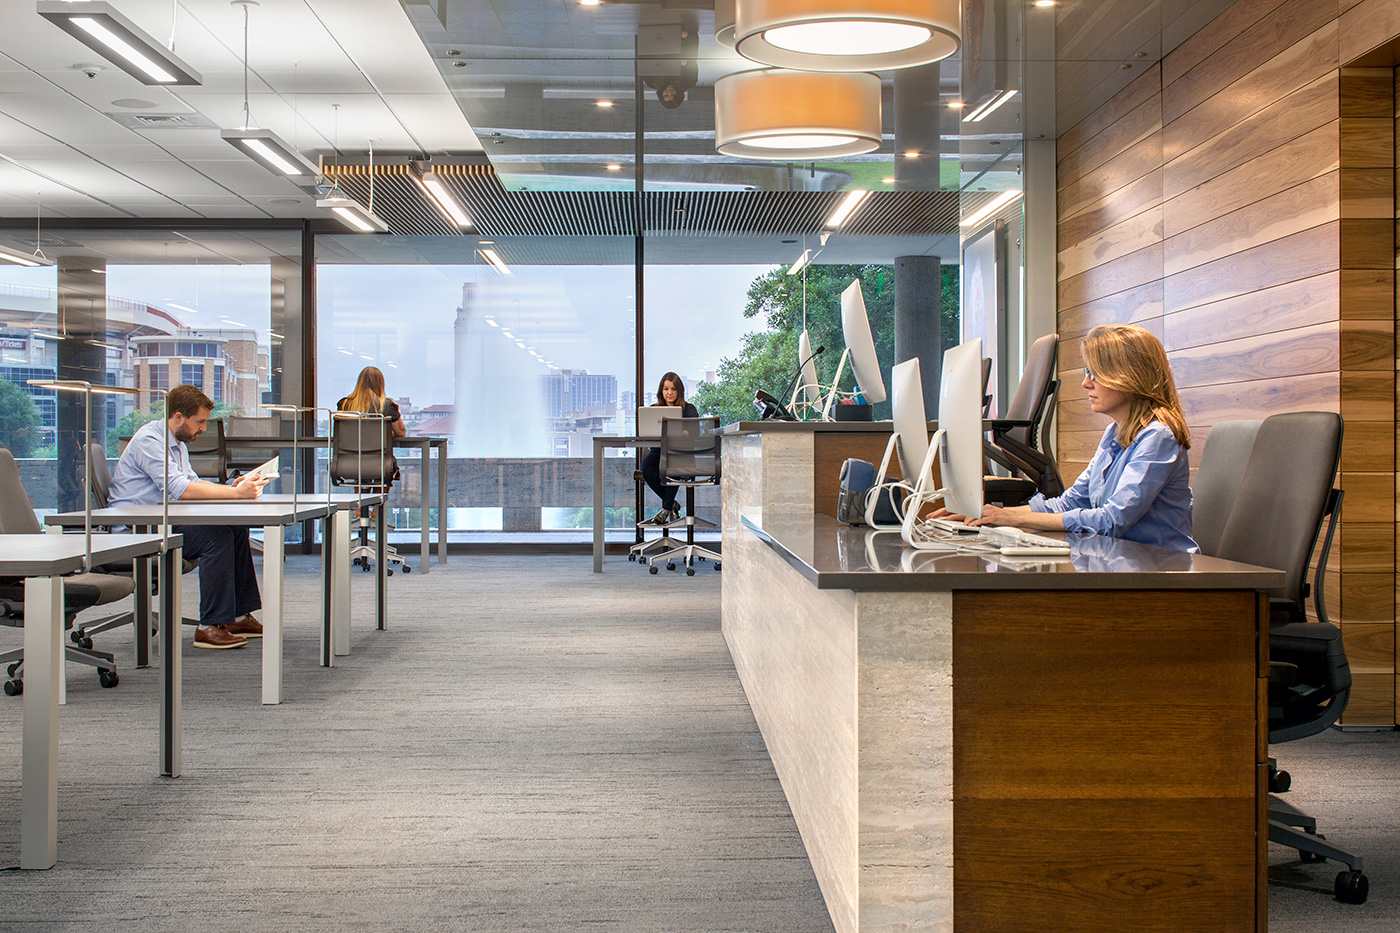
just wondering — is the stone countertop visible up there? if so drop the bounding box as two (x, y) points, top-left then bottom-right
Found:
(742, 511), (1286, 592)
(721, 420), (925, 435)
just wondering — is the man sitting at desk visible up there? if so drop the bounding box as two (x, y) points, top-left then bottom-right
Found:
(109, 384), (268, 650)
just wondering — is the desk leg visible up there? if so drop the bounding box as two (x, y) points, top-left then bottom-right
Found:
(159, 546), (182, 778)
(262, 525), (284, 705)
(593, 439), (604, 573)
(437, 441), (447, 566)
(333, 509), (351, 656)
(376, 503), (386, 630)
(134, 553), (151, 668)
(320, 515), (333, 668)
(419, 443), (430, 573)
(20, 574), (62, 869)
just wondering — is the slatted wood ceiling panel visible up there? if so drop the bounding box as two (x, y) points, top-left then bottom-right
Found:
(1056, 0), (1400, 724)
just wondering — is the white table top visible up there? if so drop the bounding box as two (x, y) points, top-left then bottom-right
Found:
(0, 533), (176, 576)
(44, 501), (330, 528)
(260, 491), (386, 509)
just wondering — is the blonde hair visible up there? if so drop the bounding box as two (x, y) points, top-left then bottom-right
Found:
(1082, 325), (1190, 449)
(345, 366), (388, 414)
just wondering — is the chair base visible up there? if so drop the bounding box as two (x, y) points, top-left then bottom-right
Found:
(2, 643), (119, 695)
(646, 543), (722, 576)
(351, 543), (406, 573)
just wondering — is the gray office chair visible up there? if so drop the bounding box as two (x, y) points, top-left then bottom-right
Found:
(1189, 420), (1261, 557)
(62, 443), (199, 652)
(224, 414), (282, 478)
(185, 416), (229, 482)
(0, 449), (133, 696)
(646, 417), (721, 576)
(984, 333), (1063, 506)
(1205, 411), (1367, 903)
(628, 466), (681, 564)
(330, 413), (406, 575)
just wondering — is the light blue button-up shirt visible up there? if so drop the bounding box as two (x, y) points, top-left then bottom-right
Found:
(1029, 420), (1198, 553)
(108, 418), (198, 506)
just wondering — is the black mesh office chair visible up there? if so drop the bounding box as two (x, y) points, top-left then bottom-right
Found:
(0, 449), (133, 696)
(330, 412), (406, 575)
(1205, 411), (1367, 903)
(224, 414), (282, 478)
(646, 417), (721, 576)
(984, 333), (1063, 506)
(185, 416), (228, 482)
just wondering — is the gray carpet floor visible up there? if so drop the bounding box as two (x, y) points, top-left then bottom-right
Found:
(1, 553), (1397, 930)
(0, 554), (833, 932)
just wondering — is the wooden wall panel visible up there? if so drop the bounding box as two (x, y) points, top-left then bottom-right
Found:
(1057, 5), (1400, 725)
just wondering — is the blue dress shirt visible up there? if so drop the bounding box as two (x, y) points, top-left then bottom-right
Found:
(108, 419), (199, 506)
(1028, 421), (1197, 553)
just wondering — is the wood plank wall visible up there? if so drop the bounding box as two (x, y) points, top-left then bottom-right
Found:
(1055, 0), (1400, 724)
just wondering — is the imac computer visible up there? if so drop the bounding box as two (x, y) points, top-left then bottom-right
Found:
(789, 328), (822, 411)
(864, 357), (929, 529)
(899, 339), (986, 550)
(823, 280), (887, 418)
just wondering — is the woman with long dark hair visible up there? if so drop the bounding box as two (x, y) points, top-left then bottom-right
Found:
(640, 371), (698, 524)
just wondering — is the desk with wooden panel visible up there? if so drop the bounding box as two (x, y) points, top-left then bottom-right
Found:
(720, 421), (1281, 933)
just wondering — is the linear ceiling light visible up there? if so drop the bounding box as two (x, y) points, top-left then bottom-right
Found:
(37, 1), (202, 85)
(222, 128), (319, 178)
(316, 196), (389, 233)
(824, 189), (871, 229)
(961, 190), (1022, 228)
(962, 89), (1018, 123)
(0, 245), (54, 267)
(715, 69), (881, 160)
(734, 0), (959, 71)
(787, 249), (813, 276)
(480, 248), (512, 276)
(412, 166), (472, 228)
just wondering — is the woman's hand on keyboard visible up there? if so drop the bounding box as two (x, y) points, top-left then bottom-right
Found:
(929, 507), (970, 523)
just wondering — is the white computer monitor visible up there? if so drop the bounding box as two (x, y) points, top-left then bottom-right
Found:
(901, 339), (985, 548)
(864, 357), (929, 530)
(824, 280), (887, 417)
(797, 329), (821, 406)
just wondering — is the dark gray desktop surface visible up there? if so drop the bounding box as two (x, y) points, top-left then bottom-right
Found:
(742, 511), (1286, 592)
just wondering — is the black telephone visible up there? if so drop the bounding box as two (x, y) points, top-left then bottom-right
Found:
(753, 389), (797, 421)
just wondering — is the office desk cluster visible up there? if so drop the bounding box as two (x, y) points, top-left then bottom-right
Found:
(7, 492), (392, 869)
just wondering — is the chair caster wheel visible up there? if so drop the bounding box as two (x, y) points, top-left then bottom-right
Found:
(1271, 769), (1291, 793)
(81, 635), (94, 649)
(686, 567), (695, 576)
(667, 562), (676, 571)
(649, 565), (659, 574)
(98, 670), (119, 688)
(1335, 870), (1369, 903)
(387, 569), (394, 576)
(6, 662), (18, 677)
(402, 565), (411, 573)
(714, 562), (721, 571)
(4, 679), (21, 696)
(628, 554), (636, 562)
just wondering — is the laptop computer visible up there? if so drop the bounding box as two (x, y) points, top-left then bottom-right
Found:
(637, 406), (683, 438)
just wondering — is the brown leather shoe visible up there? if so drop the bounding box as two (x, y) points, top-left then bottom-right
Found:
(194, 625), (248, 649)
(225, 615), (263, 639)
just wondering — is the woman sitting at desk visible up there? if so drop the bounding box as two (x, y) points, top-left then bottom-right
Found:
(337, 365), (406, 480)
(641, 371), (698, 525)
(961, 324), (1197, 553)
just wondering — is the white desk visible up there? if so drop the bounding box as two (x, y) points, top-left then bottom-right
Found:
(591, 435), (656, 573)
(46, 501), (329, 705)
(0, 532), (179, 870)
(223, 433), (449, 573)
(259, 492), (386, 666)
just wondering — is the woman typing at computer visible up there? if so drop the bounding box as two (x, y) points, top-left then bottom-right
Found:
(640, 372), (698, 525)
(958, 324), (1197, 552)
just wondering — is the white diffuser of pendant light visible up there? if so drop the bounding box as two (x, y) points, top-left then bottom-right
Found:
(734, 0), (959, 72)
(715, 69), (881, 160)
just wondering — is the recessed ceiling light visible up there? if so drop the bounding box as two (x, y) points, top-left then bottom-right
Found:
(882, 177), (895, 184)
(596, 100), (613, 108)
(606, 164), (621, 171)
(904, 150), (919, 159)
(1034, 1), (1057, 7)
(947, 100), (964, 109)
(578, 0), (601, 5)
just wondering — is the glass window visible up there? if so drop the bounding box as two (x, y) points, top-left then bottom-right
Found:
(181, 362), (203, 389)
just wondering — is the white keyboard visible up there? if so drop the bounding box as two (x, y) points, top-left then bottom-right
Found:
(924, 516), (979, 534)
(976, 525), (1071, 556)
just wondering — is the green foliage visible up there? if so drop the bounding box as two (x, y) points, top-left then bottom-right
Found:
(691, 263), (961, 426)
(0, 379), (42, 457)
(104, 400), (245, 456)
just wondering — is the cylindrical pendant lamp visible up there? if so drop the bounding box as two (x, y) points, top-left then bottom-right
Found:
(735, 0), (960, 71)
(715, 0), (736, 47)
(715, 68), (881, 160)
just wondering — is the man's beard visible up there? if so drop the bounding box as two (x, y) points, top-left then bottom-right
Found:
(173, 423), (199, 444)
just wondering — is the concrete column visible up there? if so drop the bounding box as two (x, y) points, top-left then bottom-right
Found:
(893, 65), (942, 190)
(894, 255), (943, 416)
(55, 259), (106, 512)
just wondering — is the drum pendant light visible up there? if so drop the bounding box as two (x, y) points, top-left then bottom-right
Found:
(715, 69), (881, 160)
(734, 0), (960, 72)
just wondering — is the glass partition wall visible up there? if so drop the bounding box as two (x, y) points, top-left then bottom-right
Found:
(0, 227), (304, 520)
